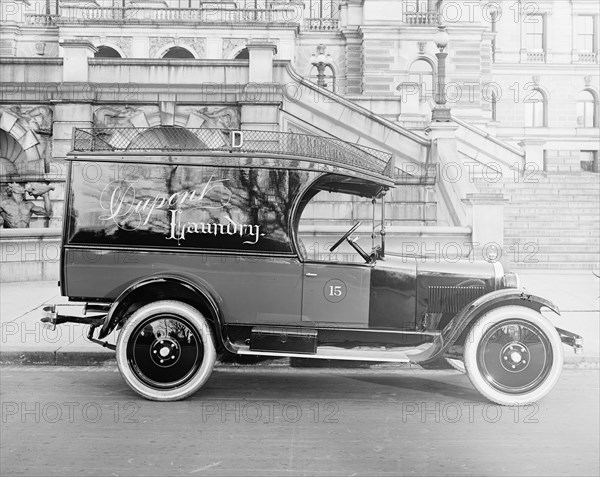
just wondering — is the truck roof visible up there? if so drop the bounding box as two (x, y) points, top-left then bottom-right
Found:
(69, 126), (396, 187)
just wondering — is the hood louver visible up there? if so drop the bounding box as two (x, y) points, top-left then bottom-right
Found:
(428, 285), (485, 313)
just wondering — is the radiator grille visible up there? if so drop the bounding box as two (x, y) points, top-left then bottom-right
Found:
(428, 286), (485, 313)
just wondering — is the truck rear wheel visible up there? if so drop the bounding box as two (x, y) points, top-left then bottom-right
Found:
(116, 300), (216, 401)
(464, 305), (563, 406)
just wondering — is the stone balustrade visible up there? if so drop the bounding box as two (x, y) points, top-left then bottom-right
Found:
(28, 4), (303, 26)
(403, 12), (439, 25)
(304, 17), (339, 31)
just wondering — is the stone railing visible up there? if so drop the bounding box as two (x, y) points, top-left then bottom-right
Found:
(403, 12), (439, 25)
(304, 17), (339, 31)
(578, 51), (598, 64)
(526, 51), (546, 63)
(43, 5), (301, 25)
(24, 14), (59, 26)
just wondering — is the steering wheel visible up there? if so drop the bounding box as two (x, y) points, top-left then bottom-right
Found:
(330, 221), (362, 252)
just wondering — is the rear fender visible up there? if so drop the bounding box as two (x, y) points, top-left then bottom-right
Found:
(98, 274), (233, 352)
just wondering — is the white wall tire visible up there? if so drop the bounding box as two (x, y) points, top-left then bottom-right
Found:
(464, 305), (563, 406)
(116, 300), (216, 401)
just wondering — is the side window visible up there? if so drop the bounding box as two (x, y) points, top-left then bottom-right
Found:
(67, 162), (305, 253)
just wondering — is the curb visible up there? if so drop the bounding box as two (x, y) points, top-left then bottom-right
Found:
(1, 350), (598, 369)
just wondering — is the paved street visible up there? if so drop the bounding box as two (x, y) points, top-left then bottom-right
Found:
(1, 366), (598, 477)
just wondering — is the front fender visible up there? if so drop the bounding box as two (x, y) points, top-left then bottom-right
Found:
(410, 288), (560, 363)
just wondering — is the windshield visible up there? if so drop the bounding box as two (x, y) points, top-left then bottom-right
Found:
(293, 173), (387, 263)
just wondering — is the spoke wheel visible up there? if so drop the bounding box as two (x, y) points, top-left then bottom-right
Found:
(464, 306), (563, 406)
(116, 300), (216, 401)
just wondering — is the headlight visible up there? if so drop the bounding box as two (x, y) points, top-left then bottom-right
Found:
(502, 272), (520, 289)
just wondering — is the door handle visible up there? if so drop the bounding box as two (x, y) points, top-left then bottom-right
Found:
(305, 272), (318, 277)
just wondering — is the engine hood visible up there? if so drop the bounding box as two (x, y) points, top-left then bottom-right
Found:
(382, 252), (502, 321)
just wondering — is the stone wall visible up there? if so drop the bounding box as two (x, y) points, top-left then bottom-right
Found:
(0, 228), (61, 282)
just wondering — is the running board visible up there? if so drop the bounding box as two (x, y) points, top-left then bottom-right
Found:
(235, 344), (434, 363)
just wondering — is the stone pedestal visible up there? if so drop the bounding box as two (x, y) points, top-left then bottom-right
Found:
(463, 193), (507, 263)
(52, 103), (93, 162)
(518, 138), (546, 173)
(58, 40), (97, 83)
(247, 41), (277, 84)
(241, 41), (280, 131)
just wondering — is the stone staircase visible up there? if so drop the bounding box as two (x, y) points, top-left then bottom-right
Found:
(477, 173), (600, 270)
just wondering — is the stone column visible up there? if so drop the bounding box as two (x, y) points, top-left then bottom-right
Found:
(241, 41), (280, 131)
(58, 39), (97, 83)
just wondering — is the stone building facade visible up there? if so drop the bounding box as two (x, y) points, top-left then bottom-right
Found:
(0, 0), (598, 279)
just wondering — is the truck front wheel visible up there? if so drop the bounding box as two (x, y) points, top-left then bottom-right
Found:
(116, 300), (216, 401)
(464, 305), (563, 406)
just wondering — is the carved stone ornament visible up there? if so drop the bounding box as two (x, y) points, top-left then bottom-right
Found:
(0, 105), (53, 135)
(93, 105), (158, 128)
(223, 38), (248, 58)
(35, 42), (46, 56)
(75, 36), (132, 57)
(149, 37), (206, 58)
(0, 182), (54, 229)
(178, 106), (241, 129)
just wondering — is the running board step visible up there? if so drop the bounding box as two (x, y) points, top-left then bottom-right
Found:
(250, 326), (317, 354)
(237, 344), (421, 363)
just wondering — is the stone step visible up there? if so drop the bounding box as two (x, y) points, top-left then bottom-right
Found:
(504, 214), (600, 222)
(505, 236), (599, 244)
(509, 261), (599, 270)
(505, 233), (599, 240)
(475, 174), (600, 183)
(478, 184), (600, 192)
(512, 251), (599, 260)
(499, 195), (599, 202)
(505, 221), (600, 230)
(504, 242), (599, 252)
(502, 202), (600, 209)
(476, 186), (599, 193)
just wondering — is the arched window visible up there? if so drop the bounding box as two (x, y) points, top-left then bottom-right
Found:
(577, 90), (597, 128)
(162, 47), (195, 59)
(94, 46), (121, 58)
(234, 48), (249, 60)
(409, 59), (434, 102)
(525, 89), (547, 127)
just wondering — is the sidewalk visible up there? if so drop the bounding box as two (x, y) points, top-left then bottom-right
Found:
(1, 271), (598, 366)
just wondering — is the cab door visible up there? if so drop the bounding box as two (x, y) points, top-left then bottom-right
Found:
(301, 262), (371, 325)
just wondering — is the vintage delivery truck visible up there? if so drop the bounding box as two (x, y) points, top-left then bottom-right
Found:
(42, 126), (583, 404)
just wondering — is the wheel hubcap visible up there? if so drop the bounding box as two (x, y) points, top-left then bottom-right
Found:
(150, 337), (181, 366)
(128, 315), (203, 390)
(501, 342), (530, 372)
(477, 319), (552, 394)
